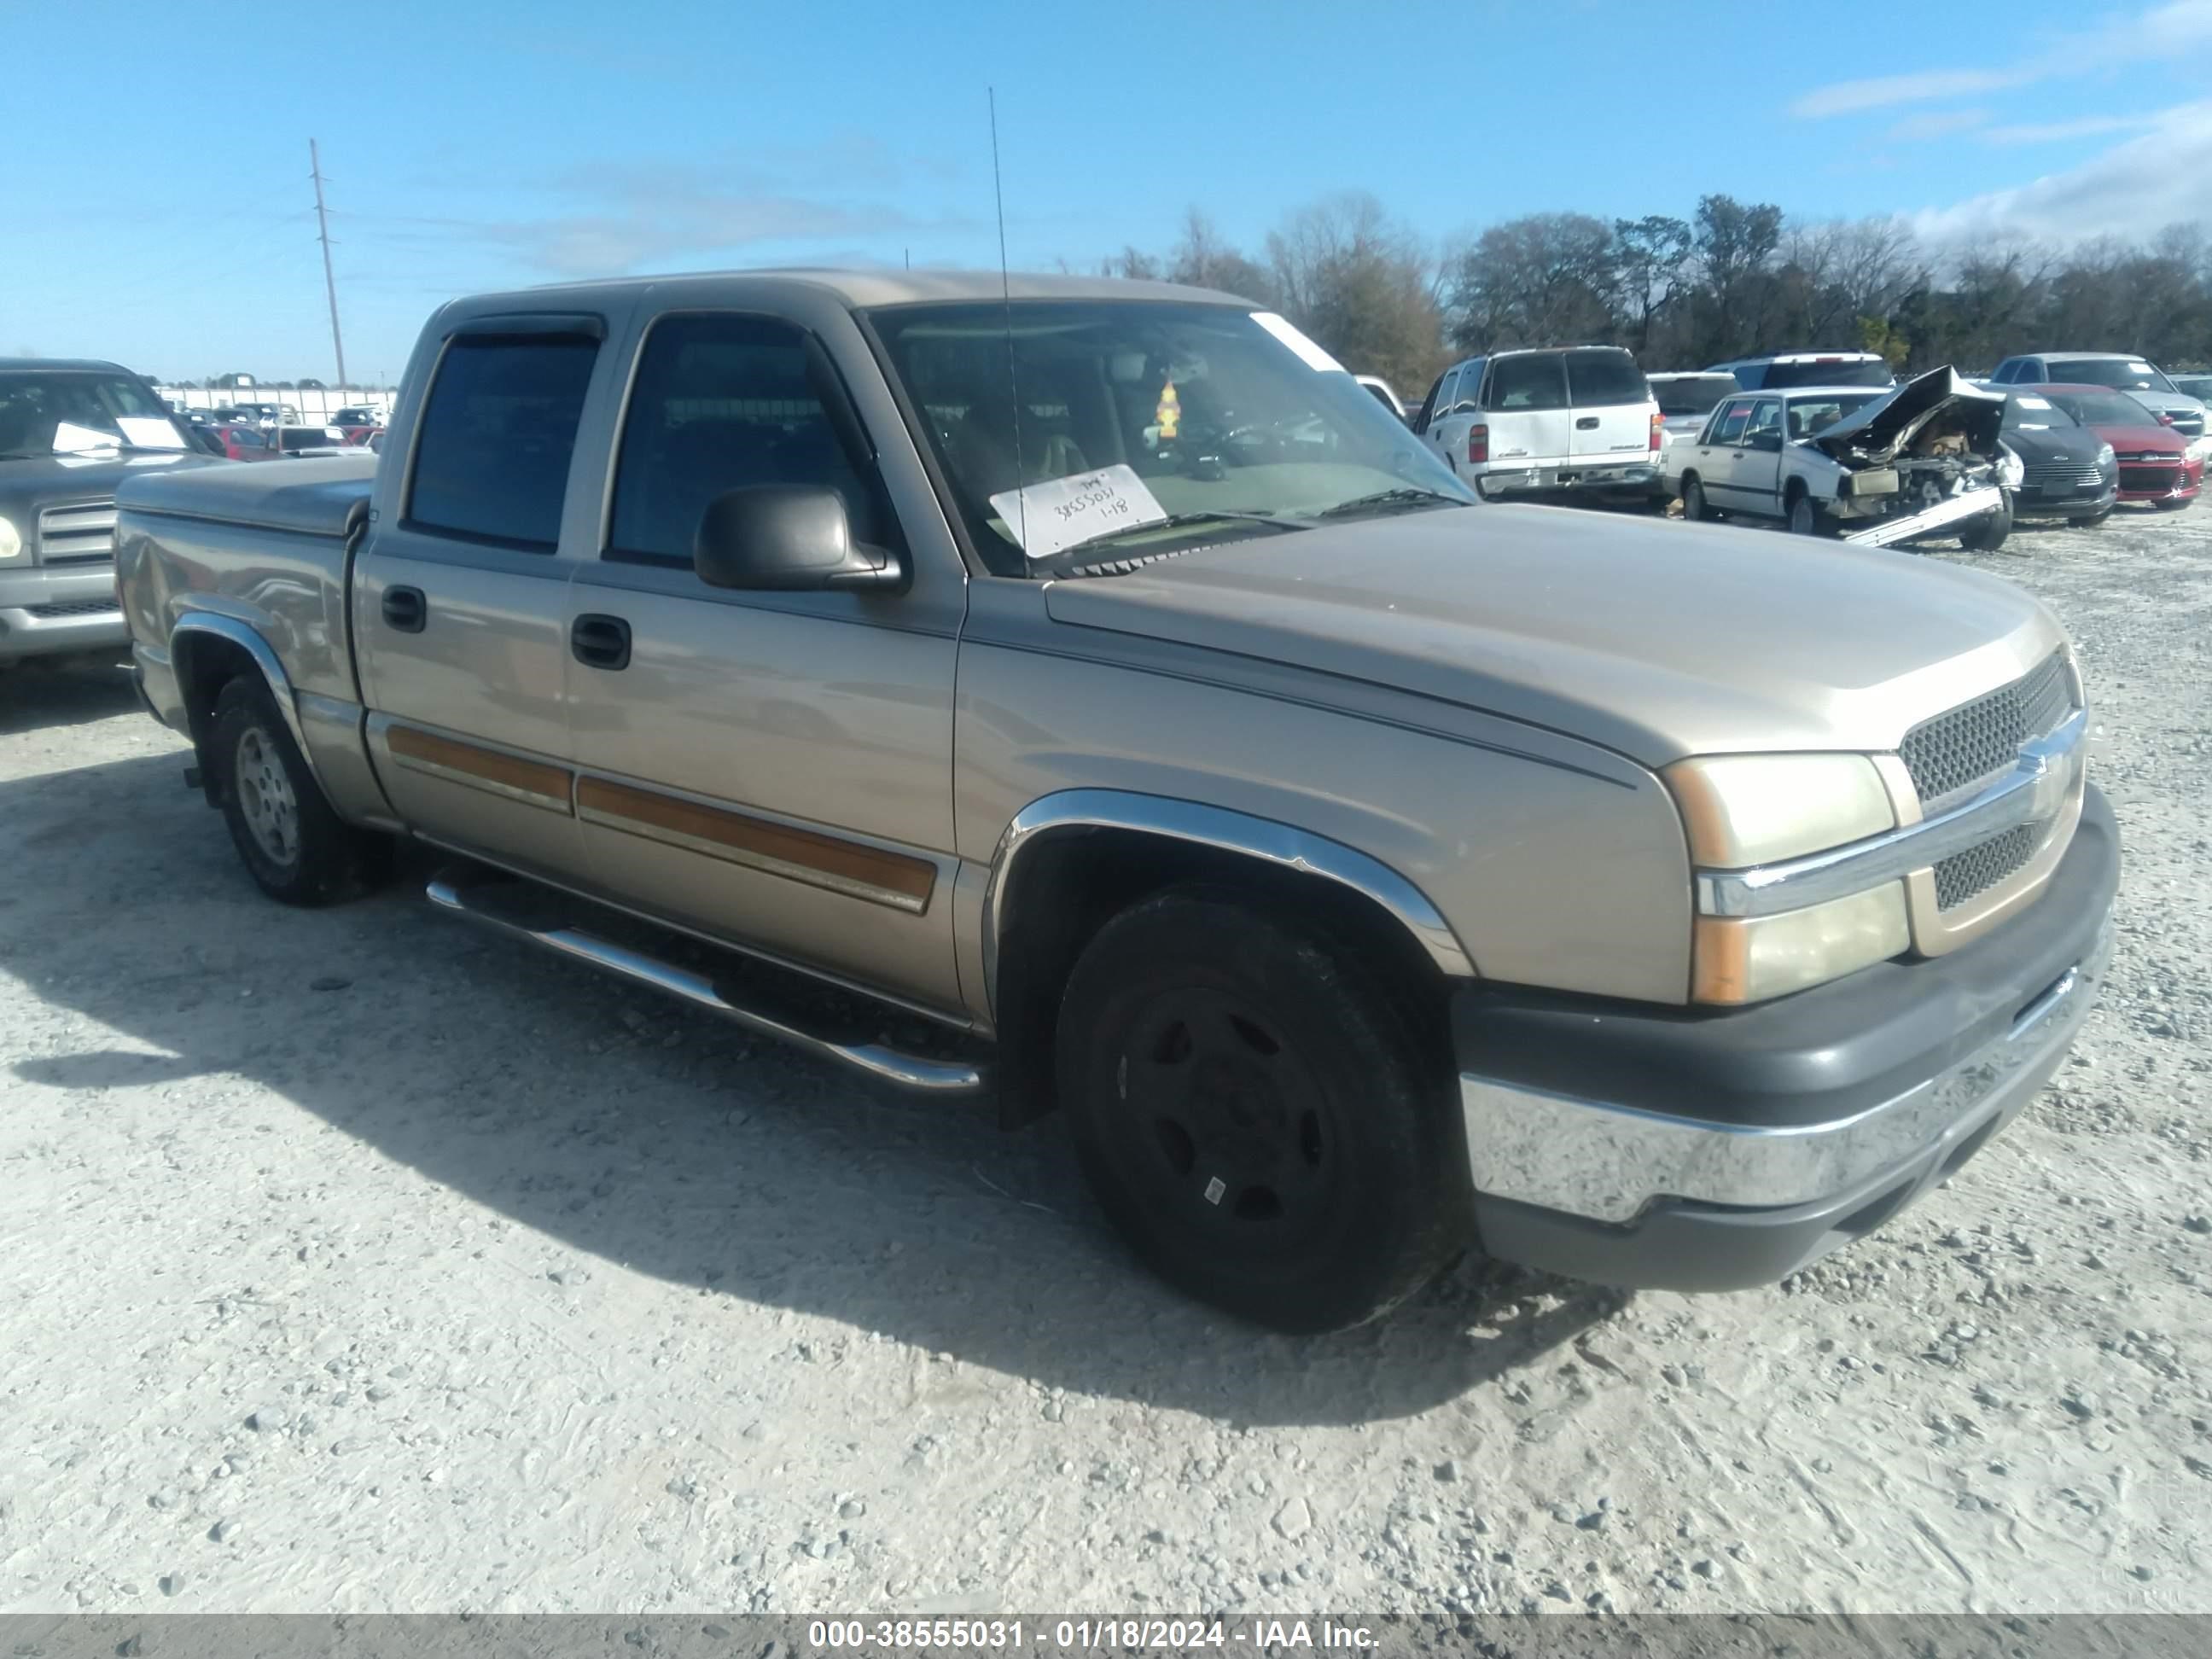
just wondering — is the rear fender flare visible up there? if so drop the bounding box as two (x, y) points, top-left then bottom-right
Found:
(169, 612), (328, 799)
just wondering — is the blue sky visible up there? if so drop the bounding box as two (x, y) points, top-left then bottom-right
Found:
(12, 0), (2211, 384)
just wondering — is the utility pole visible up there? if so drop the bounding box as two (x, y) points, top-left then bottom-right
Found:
(309, 139), (347, 389)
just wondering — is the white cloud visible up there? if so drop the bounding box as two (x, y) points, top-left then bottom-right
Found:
(1886, 108), (1990, 141)
(1792, 0), (2212, 117)
(1912, 102), (2212, 244)
(1980, 114), (2159, 144)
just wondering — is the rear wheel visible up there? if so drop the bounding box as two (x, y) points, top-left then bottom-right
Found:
(209, 677), (389, 905)
(1681, 475), (1714, 521)
(1056, 891), (1469, 1332)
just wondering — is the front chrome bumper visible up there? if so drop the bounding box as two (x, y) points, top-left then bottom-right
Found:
(1461, 917), (2110, 1226)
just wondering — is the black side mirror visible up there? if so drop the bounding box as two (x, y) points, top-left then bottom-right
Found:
(693, 485), (903, 593)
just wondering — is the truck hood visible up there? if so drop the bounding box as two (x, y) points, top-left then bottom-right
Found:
(1039, 504), (2064, 766)
(1809, 366), (2005, 463)
(0, 450), (215, 519)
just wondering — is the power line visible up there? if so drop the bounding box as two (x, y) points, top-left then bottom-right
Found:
(310, 139), (347, 389)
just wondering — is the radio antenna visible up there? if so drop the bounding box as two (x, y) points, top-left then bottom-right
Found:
(988, 87), (1027, 552)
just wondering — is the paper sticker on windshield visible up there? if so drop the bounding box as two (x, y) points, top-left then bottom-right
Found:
(989, 463), (1167, 561)
(2128, 363), (2155, 376)
(1250, 312), (1346, 375)
(2017, 396), (2052, 410)
(116, 416), (185, 450)
(52, 422), (117, 453)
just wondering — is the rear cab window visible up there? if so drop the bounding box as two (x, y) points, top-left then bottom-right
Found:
(405, 330), (600, 550)
(1563, 350), (1648, 408)
(1485, 354), (1568, 411)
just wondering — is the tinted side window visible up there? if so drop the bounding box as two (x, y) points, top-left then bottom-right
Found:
(407, 334), (598, 550)
(1433, 368), (1460, 419)
(1486, 354), (1568, 411)
(2019, 360), (2045, 383)
(1712, 399), (1755, 445)
(1565, 349), (1647, 407)
(608, 313), (894, 568)
(1452, 362), (1486, 413)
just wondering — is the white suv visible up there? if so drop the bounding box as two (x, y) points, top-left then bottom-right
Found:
(1413, 346), (1660, 502)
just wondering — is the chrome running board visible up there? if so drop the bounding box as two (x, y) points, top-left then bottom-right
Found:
(425, 870), (987, 1096)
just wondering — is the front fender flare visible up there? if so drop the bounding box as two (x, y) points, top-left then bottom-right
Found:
(980, 788), (1476, 1021)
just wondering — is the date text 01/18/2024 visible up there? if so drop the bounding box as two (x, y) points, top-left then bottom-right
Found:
(804, 1620), (1377, 1650)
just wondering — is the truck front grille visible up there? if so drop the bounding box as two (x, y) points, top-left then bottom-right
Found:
(1934, 818), (2042, 911)
(36, 501), (118, 563)
(1900, 650), (2072, 807)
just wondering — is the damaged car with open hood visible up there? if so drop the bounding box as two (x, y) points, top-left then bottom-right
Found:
(1673, 368), (2015, 550)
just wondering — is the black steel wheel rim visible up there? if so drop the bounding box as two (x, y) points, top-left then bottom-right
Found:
(1108, 983), (1336, 1245)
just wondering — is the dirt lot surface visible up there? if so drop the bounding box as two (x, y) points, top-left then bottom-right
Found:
(2, 505), (2207, 1618)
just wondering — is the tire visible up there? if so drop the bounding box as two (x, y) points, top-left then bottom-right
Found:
(1055, 889), (1470, 1333)
(2153, 496), (2192, 512)
(1681, 475), (1713, 521)
(208, 676), (389, 905)
(2082, 507), (2113, 527)
(1957, 490), (2013, 552)
(1784, 488), (1825, 537)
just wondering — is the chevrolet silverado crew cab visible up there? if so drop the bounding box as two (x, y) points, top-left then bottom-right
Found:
(115, 272), (2117, 1333)
(1412, 346), (1661, 503)
(1, 358), (212, 667)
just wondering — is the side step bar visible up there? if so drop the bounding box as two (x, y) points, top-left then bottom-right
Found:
(425, 873), (987, 1096)
(1842, 486), (2001, 547)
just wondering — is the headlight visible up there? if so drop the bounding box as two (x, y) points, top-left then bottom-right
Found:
(1666, 753), (1907, 1004)
(0, 514), (22, 564)
(1692, 884), (1911, 1004)
(1666, 753), (1894, 865)
(2097, 443), (2116, 466)
(1998, 442), (2024, 489)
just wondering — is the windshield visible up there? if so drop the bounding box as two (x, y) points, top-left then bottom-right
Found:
(0, 370), (187, 458)
(2044, 388), (2163, 428)
(2059, 358), (2177, 394)
(1784, 391), (1882, 439)
(868, 300), (1472, 574)
(1761, 358), (1895, 390)
(1651, 375), (1738, 416)
(2001, 393), (2081, 432)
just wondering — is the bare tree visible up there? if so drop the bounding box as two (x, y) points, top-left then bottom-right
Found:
(1265, 193), (1447, 391)
(1445, 213), (1617, 352)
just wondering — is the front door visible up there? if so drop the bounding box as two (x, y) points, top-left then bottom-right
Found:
(560, 308), (964, 1014)
(357, 311), (627, 880)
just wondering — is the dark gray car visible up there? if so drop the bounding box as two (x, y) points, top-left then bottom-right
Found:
(0, 358), (218, 665)
(1999, 391), (2118, 525)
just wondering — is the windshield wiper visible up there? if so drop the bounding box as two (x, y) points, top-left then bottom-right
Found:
(1033, 509), (1311, 572)
(1315, 486), (1469, 520)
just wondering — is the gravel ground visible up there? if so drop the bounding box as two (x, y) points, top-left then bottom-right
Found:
(0, 504), (2206, 1618)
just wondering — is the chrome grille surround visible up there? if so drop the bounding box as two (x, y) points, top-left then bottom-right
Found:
(34, 500), (118, 564)
(1901, 650), (2069, 810)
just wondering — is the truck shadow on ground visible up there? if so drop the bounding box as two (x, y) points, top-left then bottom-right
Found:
(0, 656), (139, 736)
(5, 749), (1631, 1427)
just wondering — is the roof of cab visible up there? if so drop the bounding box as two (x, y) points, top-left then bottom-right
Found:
(489, 267), (1255, 311)
(0, 358), (136, 374)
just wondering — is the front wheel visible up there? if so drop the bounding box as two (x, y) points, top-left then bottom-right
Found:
(2153, 496), (2192, 512)
(1957, 490), (2014, 551)
(1785, 489), (1827, 536)
(209, 677), (389, 905)
(1056, 891), (1469, 1332)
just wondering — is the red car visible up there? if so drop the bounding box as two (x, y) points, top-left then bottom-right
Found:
(2040, 383), (2201, 509)
(208, 423), (276, 463)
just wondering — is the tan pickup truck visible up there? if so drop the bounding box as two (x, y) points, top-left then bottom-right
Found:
(114, 272), (2118, 1332)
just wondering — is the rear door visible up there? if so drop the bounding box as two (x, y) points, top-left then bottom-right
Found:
(1726, 396), (1786, 515)
(1481, 353), (1571, 467)
(1695, 396), (1757, 503)
(1563, 348), (1653, 464)
(355, 310), (627, 881)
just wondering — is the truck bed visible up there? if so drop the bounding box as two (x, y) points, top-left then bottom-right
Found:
(118, 452), (377, 539)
